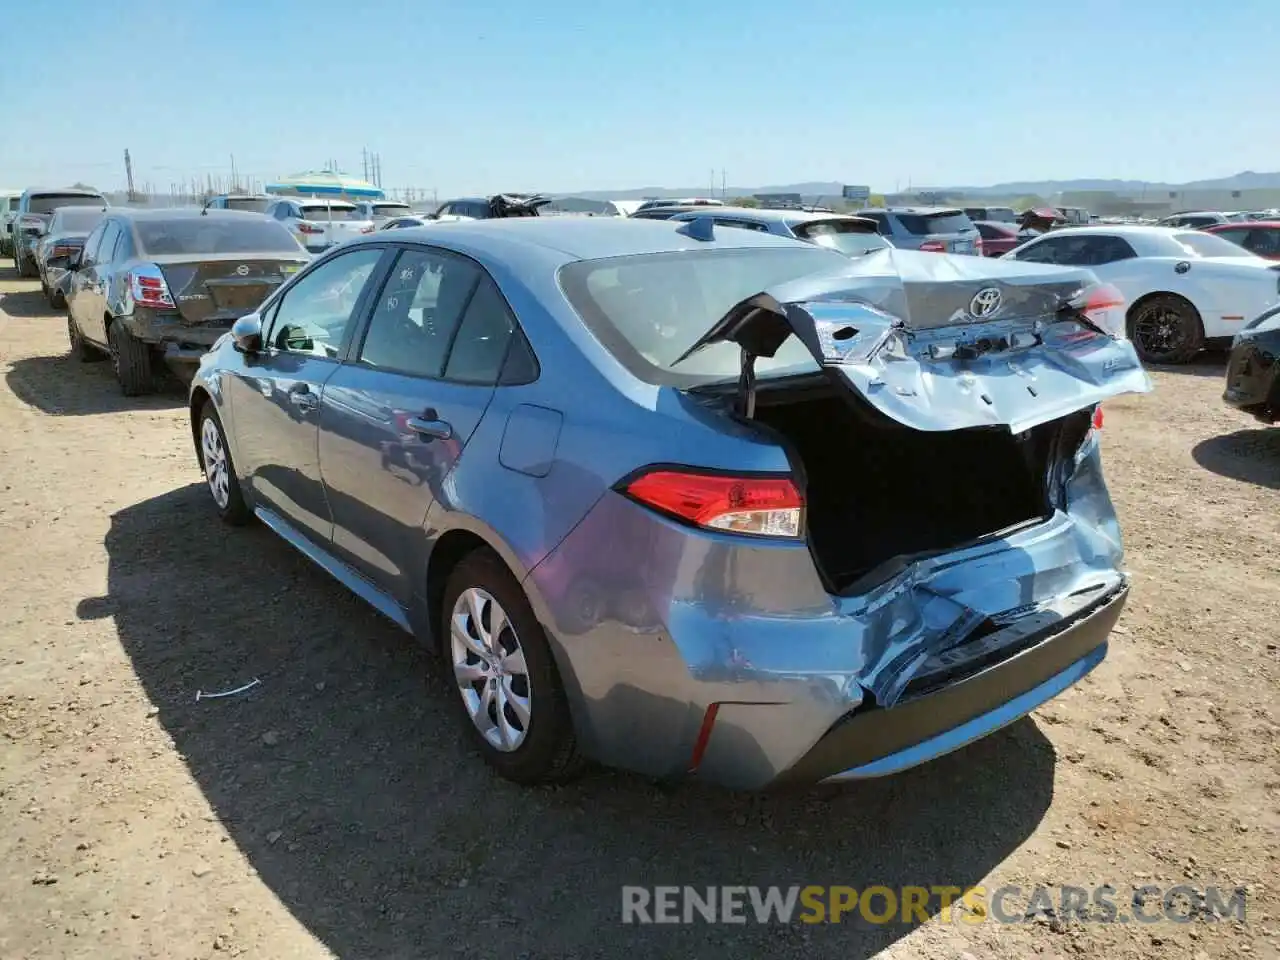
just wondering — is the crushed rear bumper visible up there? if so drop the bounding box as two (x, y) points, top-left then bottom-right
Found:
(778, 585), (1126, 783)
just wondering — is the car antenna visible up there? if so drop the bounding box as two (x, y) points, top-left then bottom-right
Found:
(675, 215), (715, 241)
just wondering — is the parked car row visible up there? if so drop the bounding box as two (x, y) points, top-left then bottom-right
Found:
(11, 188), (1277, 792)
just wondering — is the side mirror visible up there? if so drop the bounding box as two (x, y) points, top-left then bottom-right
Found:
(231, 314), (263, 353)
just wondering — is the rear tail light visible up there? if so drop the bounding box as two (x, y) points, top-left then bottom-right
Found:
(297, 221), (324, 235)
(919, 240), (947, 253)
(974, 237), (985, 256)
(128, 264), (174, 309)
(1092, 405), (1104, 430)
(50, 243), (78, 259)
(1069, 282), (1127, 339)
(622, 468), (803, 538)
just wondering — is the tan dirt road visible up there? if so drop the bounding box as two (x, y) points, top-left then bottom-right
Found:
(0, 263), (1277, 959)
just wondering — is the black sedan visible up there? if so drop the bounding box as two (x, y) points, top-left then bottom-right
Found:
(37, 206), (106, 307)
(60, 208), (310, 395)
(1224, 306), (1280, 423)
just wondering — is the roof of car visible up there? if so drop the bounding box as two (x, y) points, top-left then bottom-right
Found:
(1205, 220), (1280, 230)
(879, 206), (963, 214)
(1024, 224), (1187, 238)
(107, 207), (270, 221)
(363, 215), (811, 260)
(24, 187), (105, 196)
(669, 206), (874, 225)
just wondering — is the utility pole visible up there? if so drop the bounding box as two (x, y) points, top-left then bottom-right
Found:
(230, 154), (238, 190)
(124, 149), (136, 202)
(721, 169), (726, 199)
(362, 147), (369, 182)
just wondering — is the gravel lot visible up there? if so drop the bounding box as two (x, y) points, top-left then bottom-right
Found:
(0, 261), (1277, 960)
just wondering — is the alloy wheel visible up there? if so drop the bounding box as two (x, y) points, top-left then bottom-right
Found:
(1132, 304), (1186, 359)
(450, 587), (532, 752)
(200, 417), (231, 509)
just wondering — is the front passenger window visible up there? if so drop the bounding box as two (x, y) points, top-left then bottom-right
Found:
(266, 248), (384, 358)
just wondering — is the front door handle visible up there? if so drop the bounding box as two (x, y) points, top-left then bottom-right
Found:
(406, 413), (452, 440)
(287, 383), (318, 411)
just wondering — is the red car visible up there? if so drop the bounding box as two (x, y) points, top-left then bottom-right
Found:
(973, 220), (1021, 257)
(1203, 221), (1280, 260)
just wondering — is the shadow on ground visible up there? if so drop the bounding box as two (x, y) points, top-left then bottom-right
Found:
(1144, 349), (1229, 380)
(0, 287), (55, 319)
(88, 483), (1057, 959)
(1192, 428), (1280, 489)
(5, 354), (185, 415)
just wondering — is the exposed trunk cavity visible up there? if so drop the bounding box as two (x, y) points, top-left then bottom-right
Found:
(751, 380), (1091, 594)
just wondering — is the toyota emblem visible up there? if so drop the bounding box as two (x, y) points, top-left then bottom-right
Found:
(968, 287), (1002, 320)
(236, 264), (250, 276)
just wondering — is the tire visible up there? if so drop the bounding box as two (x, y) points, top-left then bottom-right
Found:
(108, 320), (155, 396)
(1127, 294), (1204, 365)
(67, 316), (99, 362)
(15, 251), (37, 278)
(197, 400), (251, 525)
(441, 549), (584, 784)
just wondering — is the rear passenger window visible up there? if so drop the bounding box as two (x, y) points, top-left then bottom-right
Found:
(443, 276), (519, 384)
(358, 248), (480, 378)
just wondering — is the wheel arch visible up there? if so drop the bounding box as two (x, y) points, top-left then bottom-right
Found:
(189, 386), (212, 464)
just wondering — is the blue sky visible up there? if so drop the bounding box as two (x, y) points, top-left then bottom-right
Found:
(2, 0), (1275, 196)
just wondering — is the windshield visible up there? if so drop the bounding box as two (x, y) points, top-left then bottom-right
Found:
(50, 208), (104, 233)
(1171, 231), (1257, 258)
(895, 211), (973, 235)
(371, 203), (411, 217)
(224, 197), (272, 213)
(136, 217), (304, 255)
(792, 219), (891, 258)
(7, 197), (19, 212)
(559, 246), (849, 384)
(29, 194), (105, 215)
(299, 204), (361, 222)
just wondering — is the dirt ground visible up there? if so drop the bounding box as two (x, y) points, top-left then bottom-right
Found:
(0, 262), (1277, 960)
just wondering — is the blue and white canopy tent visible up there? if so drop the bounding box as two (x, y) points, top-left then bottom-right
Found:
(264, 169), (384, 200)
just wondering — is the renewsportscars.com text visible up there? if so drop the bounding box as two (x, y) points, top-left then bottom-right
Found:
(621, 884), (1247, 925)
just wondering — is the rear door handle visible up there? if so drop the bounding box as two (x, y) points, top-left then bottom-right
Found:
(406, 411), (452, 440)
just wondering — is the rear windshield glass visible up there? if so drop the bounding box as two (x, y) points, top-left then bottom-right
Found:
(792, 219), (891, 257)
(7, 198), (20, 212)
(372, 203), (411, 217)
(50, 208), (104, 232)
(136, 217), (303, 255)
(559, 246), (849, 384)
(299, 204), (360, 221)
(1172, 231), (1256, 258)
(224, 197), (272, 213)
(983, 207), (1017, 223)
(29, 194), (105, 215)
(895, 211), (973, 235)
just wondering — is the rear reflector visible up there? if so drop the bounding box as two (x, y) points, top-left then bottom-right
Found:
(623, 468), (803, 538)
(919, 240), (947, 253)
(1092, 406), (1104, 430)
(688, 703), (721, 773)
(297, 222), (324, 234)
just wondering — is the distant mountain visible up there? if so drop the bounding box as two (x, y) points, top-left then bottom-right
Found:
(555, 171), (1280, 201)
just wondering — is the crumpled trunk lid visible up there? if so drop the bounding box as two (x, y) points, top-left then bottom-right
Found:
(678, 247), (1152, 435)
(156, 255), (305, 326)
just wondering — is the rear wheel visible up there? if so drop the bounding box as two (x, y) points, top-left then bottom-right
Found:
(67, 316), (99, 362)
(198, 400), (250, 525)
(441, 550), (584, 785)
(108, 320), (154, 396)
(1128, 294), (1204, 364)
(15, 251), (37, 278)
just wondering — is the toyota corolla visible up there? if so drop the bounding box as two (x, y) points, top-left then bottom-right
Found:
(188, 217), (1150, 789)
